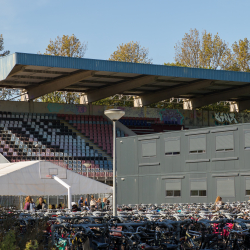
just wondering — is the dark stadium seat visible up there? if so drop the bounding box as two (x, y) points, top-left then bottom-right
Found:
(0, 112), (113, 180)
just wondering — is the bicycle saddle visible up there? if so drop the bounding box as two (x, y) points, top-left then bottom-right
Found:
(92, 240), (109, 249)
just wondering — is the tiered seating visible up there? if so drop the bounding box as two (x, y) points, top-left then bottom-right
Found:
(0, 112), (113, 177)
(58, 114), (127, 156)
(120, 117), (160, 127)
(120, 117), (185, 135)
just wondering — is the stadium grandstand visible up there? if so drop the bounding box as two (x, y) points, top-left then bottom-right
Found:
(1, 52), (250, 184)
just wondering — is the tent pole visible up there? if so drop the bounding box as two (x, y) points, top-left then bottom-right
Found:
(68, 187), (72, 210)
(53, 175), (71, 211)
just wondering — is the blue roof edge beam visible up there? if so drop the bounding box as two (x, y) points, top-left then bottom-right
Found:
(11, 52), (250, 83)
(0, 53), (17, 81)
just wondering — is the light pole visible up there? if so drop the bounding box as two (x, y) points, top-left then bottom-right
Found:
(104, 109), (125, 216)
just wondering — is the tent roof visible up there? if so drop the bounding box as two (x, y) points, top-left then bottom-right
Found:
(0, 161), (113, 196)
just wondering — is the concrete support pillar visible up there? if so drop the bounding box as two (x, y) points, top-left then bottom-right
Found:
(134, 97), (142, 107)
(230, 102), (239, 112)
(183, 100), (193, 110)
(28, 100), (34, 113)
(80, 94), (89, 104)
(20, 90), (28, 101)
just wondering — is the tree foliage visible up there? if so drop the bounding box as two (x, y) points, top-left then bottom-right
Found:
(109, 41), (152, 64)
(0, 34), (10, 57)
(92, 96), (134, 107)
(231, 38), (250, 72)
(38, 34), (87, 104)
(174, 29), (232, 70)
(39, 91), (80, 104)
(0, 34), (20, 101)
(44, 34), (87, 58)
(93, 42), (152, 107)
(163, 29), (250, 112)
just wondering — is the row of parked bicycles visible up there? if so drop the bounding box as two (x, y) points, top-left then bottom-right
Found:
(2, 202), (250, 249)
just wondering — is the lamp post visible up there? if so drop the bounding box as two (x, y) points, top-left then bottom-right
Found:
(104, 109), (125, 216)
(84, 163), (91, 178)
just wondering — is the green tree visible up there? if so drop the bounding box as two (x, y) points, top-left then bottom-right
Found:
(44, 34), (87, 58)
(93, 42), (152, 107)
(38, 34), (88, 104)
(0, 34), (10, 57)
(231, 38), (250, 72)
(0, 34), (20, 101)
(109, 41), (152, 64)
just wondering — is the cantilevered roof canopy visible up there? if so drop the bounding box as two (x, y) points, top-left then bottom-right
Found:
(1, 52), (250, 109)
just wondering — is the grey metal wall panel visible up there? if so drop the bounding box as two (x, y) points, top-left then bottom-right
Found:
(166, 179), (181, 190)
(189, 135), (206, 152)
(142, 140), (156, 157)
(217, 177), (235, 197)
(216, 133), (234, 151)
(118, 176), (138, 205)
(165, 137), (180, 153)
(117, 123), (250, 204)
(244, 131), (250, 148)
(190, 179), (206, 190)
(246, 177), (250, 190)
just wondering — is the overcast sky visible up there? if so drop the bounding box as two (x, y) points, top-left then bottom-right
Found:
(1, 0), (249, 64)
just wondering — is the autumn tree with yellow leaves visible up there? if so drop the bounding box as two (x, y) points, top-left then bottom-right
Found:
(109, 41), (152, 64)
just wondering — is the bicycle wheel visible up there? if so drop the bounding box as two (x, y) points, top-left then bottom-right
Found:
(238, 243), (250, 250)
(207, 242), (225, 250)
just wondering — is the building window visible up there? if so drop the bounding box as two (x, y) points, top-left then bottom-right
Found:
(244, 131), (250, 150)
(189, 135), (206, 154)
(165, 137), (180, 156)
(165, 179), (181, 197)
(190, 179), (207, 197)
(216, 132), (234, 152)
(141, 140), (156, 157)
(246, 177), (250, 196)
(217, 177), (235, 197)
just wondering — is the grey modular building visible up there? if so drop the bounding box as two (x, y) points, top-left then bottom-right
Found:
(117, 123), (250, 205)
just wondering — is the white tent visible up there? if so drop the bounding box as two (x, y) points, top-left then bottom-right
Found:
(0, 161), (113, 196)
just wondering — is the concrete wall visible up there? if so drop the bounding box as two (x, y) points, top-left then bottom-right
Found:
(117, 123), (250, 204)
(0, 101), (249, 129)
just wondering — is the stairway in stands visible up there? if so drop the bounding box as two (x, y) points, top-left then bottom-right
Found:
(59, 119), (112, 162)
(58, 114), (128, 157)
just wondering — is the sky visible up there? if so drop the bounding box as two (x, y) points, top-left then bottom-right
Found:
(0, 0), (249, 65)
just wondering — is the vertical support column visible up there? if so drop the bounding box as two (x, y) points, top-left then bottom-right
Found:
(134, 97), (142, 107)
(113, 120), (117, 216)
(230, 101), (239, 112)
(20, 89), (28, 101)
(29, 100), (34, 113)
(183, 100), (193, 110)
(80, 94), (88, 104)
